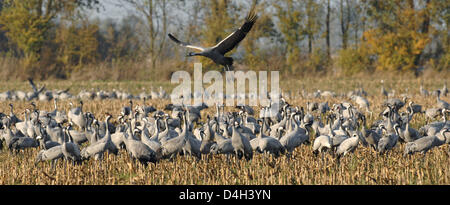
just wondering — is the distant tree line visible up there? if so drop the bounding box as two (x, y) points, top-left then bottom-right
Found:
(0, 0), (448, 80)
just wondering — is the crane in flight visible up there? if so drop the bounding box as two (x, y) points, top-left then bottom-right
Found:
(168, 7), (258, 71)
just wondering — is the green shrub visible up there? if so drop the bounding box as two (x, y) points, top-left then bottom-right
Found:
(337, 47), (372, 75)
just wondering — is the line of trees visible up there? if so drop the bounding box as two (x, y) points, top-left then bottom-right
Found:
(0, 0), (448, 80)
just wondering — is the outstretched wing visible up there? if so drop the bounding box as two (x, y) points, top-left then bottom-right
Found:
(213, 8), (258, 55)
(168, 33), (205, 52)
(28, 78), (38, 92)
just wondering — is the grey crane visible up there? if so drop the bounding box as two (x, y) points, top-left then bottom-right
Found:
(158, 114), (179, 143)
(441, 82), (448, 97)
(81, 121), (107, 161)
(436, 90), (449, 109)
(140, 97), (157, 116)
(311, 116), (328, 136)
(179, 110), (202, 159)
(210, 122), (234, 156)
(336, 133), (360, 160)
(312, 132), (332, 157)
(406, 101), (423, 115)
(111, 127), (127, 150)
(140, 119), (162, 155)
(360, 116), (381, 150)
(7, 103), (21, 125)
(279, 115), (310, 158)
(256, 131), (285, 157)
(8, 116), (39, 152)
(401, 111), (421, 142)
(26, 78), (46, 101)
(35, 145), (63, 168)
(36, 126), (60, 150)
(15, 109), (31, 137)
(51, 99), (67, 124)
(307, 102), (318, 113)
(95, 114), (118, 155)
(404, 128), (449, 156)
(161, 112), (189, 160)
(384, 97), (407, 112)
(231, 120), (253, 160)
(378, 124), (400, 155)
(380, 80), (388, 97)
(351, 95), (371, 115)
(200, 116), (215, 155)
(9, 134), (38, 152)
(420, 84), (429, 97)
(168, 7), (258, 71)
(123, 122), (160, 165)
(120, 100), (134, 118)
(1, 118), (17, 149)
(61, 125), (82, 164)
(425, 107), (442, 121)
(420, 109), (448, 136)
(68, 100), (86, 130)
(329, 125), (349, 150)
(251, 116), (285, 157)
(210, 141), (232, 155)
(318, 102), (330, 114)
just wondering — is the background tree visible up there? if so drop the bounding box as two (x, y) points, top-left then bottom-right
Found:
(122, 0), (171, 69)
(274, 0), (304, 70)
(0, 0), (99, 75)
(325, 0), (331, 58)
(362, 0), (431, 72)
(0, 0), (448, 80)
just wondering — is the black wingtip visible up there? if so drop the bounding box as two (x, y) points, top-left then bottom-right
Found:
(246, 5), (259, 22)
(168, 33), (181, 44)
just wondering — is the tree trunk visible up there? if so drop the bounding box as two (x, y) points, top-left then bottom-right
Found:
(147, 0), (156, 68)
(326, 0), (330, 57)
(412, 0), (430, 75)
(308, 34), (312, 54)
(340, 0), (348, 49)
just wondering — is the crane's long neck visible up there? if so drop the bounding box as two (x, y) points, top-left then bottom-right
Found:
(9, 104), (13, 114)
(181, 113), (188, 138)
(438, 129), (449, 143)
(126, 121), (133, 142)
(94, 124), (99, 142)
(206, 117), (212, 137)
(216, 104), (220, 119)
(329, 119), (335, 137)
(163, 118), (169, 133)
(224, 122), (231, 138)
(262, 112), (268, 135)
(105, 116), (111, 140)
(393, 125), (400, 137)
(151, 123), (159, 140)
(130, 101), (134, 120)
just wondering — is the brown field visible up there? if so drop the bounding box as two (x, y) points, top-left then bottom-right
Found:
(0, 76), (449, 185)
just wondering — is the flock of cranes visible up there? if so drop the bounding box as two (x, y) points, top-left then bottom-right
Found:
(0, 6), (449, 169)
(0, 82), (449, 168)
(0, 78), (169, 102)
